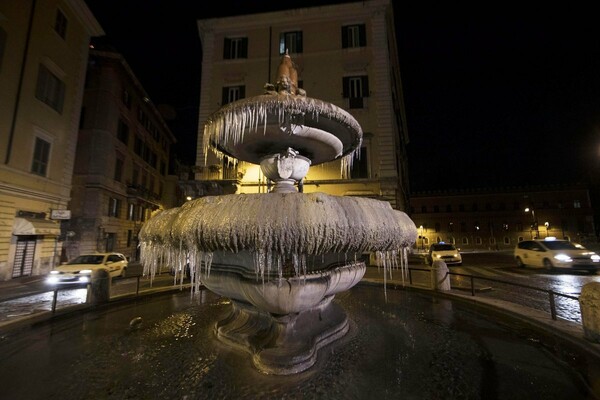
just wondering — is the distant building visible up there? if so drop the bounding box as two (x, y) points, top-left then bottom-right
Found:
(195, 0), (409, 209)
(63, 49), (178, 262)
(0, 1), (103, 280)
(410, 185), (597, 252)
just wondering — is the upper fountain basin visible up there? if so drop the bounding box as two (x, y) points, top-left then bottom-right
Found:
(202, 94), (363, 166)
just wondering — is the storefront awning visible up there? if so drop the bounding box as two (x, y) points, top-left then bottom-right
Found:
(13, 217), (60, 236)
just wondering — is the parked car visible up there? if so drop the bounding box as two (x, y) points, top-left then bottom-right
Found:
(46, 252), (128, 285)
(514, 237), (600, 273)
(427, 242), (462, 266)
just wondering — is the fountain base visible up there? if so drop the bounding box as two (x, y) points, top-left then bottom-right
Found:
(215, 295), (348, 375)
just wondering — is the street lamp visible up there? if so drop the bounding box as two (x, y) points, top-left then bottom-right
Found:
(419, 225), (424, 251)
(524, 207), (538, 238)
(544, 221), (550, 238)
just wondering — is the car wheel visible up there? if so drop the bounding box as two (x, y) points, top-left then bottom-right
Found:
(120, 267), (127, 278)
(515, 257), (525, 268)
(542, 259), (554, 271)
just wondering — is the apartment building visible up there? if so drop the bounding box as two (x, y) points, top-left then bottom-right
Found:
(194, 0), (409, 209)
(409, 185), (596, 252)
(64, 48), (178, 262)
(0, 1), (103, 280)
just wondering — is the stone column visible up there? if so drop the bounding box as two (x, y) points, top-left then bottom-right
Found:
(579, 282), (600, 343)
(431, 260), (451, 291)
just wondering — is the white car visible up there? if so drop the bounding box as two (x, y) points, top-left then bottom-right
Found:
(46, 252), (128, 285)
(427, 242), (462, 266)
(514, 237), (600, 274)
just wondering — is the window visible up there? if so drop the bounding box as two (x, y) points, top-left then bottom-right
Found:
(127, 230), (133, 247)
(279, 31), (302, 54)
(503, 237), (510, 245)
(222, 86), (245, 105)
(460, 222), (466, 232)
(36, 64), (65, 113)
(134, 135), (143, 156)
(342, 24), (366, 48)
(54, 9), (67, 39)
(108, 198), (121, 218)
(31, 137), (50, 176)
(118, 119), (129, 144)
(421, 205), (427, 213)
(343, 76), (369, 108)
(122, 88), (132, 109)
(224, 37), (248, 59)
(350, 146), (369, 179)
(462, 237), (469, 245)
(446, 204), (452, 212)
(434, 223), (440, 232)
(114, 157), (124, 182)
(459, 204), (465, 211)
(127, 203), (135, 220)
(475, 237), (482, 245)
(574, 200), (581, 208)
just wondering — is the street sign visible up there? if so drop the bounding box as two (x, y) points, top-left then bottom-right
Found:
(50, 209), (71, 220)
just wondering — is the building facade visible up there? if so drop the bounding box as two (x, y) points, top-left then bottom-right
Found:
(0, 0), (103, 280)
(194, 0), (410, 209)
(409, 185), (597, 252)
(64, 49), (178, 262)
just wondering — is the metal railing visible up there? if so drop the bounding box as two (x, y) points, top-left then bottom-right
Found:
(401, 266), (580, 322)
(444, 271), (579, 321)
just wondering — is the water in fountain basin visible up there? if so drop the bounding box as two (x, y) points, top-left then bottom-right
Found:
(0, 285), (596, 399)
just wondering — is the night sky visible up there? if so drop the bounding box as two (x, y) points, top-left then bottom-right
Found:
(84, 2), (600, 192)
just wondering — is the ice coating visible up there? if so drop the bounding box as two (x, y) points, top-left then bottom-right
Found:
(202, 94), (363, 177)
(139, 192), (417, 284)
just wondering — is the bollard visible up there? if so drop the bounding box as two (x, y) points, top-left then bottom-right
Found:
(579, 282), (600, 343)
(431, 260), (451, 291)
(89, 267), (111, 305)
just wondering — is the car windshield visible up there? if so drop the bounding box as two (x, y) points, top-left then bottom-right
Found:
(432, 244), (455, 251)
(67, 255), (105, 265)
(542, 241), (583, 251)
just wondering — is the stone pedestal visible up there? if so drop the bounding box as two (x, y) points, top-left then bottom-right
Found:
(431, 260), (451, 291)
(579, 282), (600, 343)
(89, 268), (111, 305)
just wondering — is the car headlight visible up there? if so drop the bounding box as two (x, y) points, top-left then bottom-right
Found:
(434, 254), (441, 259)
(591, 254), (600, 262)
(79, 276), (90, 283)
(554, 254), (572, 262)
(79, 269), (92, 274)
(49, 270), (59, 275)
(46, 276), (59, 284)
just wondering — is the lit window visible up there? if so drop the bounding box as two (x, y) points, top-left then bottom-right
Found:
(31, 137), (50, 176)
(279, 31), (303, 54)
(108, 198), (121, 218)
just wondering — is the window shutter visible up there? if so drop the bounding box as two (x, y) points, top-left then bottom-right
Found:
(341, 26), (348, 49)
(223, 38), (231, 59)
(362, 76), (369, 97)
(240, 85), (245, 99)
(222, 87), (228, 104)
(342, 77), (349, 98)
(296, 32), (303, 53)
(241, 37), (248, 58)
(359, 24), (366, 47)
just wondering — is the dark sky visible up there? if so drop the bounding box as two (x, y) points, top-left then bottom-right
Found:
(84, 2), (600, 192)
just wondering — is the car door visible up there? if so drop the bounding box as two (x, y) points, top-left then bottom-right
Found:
(105, 254), (122, 276)
(528, 242), (546, 267)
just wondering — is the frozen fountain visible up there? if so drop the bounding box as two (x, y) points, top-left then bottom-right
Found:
(139, 53), (417, 375)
